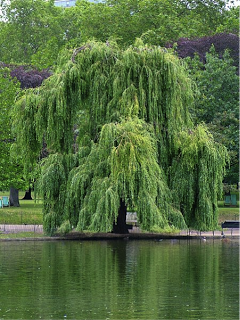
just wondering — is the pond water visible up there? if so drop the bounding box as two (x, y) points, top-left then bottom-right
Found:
(0, 239), (239, 320)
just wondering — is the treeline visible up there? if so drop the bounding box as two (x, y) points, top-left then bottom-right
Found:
(0, 0), (238, 69)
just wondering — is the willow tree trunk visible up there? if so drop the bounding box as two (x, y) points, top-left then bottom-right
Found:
(9, 187), (20, 207)
(112, 199), (129, 234)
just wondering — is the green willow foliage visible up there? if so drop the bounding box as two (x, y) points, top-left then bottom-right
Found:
(170, 125), (228, 230)
(13, 41), (228, 234)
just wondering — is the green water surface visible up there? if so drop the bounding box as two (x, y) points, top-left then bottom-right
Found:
(0, 239), (239, 319)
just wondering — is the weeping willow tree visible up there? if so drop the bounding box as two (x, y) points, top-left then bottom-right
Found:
(12, 40), (228, 234)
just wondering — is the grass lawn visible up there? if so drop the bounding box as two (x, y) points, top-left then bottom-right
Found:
(218, 201), (239, 223)
(0, 191), (43, 225)
(218, 191), (240, 223)
(0, 232), (45, 239)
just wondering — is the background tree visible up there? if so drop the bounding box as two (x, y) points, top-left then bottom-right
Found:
(167, 33), (239, 185)
(0, 68), (24, 205)
(0, 64), (51, 204)
(170, 33), (239, 70)
(13, 41), (228, 234)
(0, 0), (236, 68)
(216, 5), (239, 34)
(184, 46), (239, 184)
(0, 0), (64, 69)
(139, 0), (231, 45)
(9, 65), (52, 89)
(67, 0), (234, 47)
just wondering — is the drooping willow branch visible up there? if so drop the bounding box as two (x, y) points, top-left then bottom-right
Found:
(71, 44), (92, 63)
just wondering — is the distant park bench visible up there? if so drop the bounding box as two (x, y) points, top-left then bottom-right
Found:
(0, 196), (9, 207)
(221, 220), (239, 236)
(224, 194), (237, 207)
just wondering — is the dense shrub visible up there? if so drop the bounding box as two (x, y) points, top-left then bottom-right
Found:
(0, 63), (51, 89)
(10, 66), (51, 89)
(167, 33), (239, 69)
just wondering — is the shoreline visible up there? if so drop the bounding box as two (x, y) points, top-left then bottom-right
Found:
(0, 225), (239, 241)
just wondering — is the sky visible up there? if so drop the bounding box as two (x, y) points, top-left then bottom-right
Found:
(234, 0), (240, 6)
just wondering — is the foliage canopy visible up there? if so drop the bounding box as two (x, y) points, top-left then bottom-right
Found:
(0, 64), (51, 195)
(0, 68), (27, 191)
(13, 41), (228, 234)
(185, 46), (238, 183)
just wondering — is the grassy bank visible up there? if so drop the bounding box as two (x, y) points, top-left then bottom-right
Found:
(0, 232), (45, 239)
